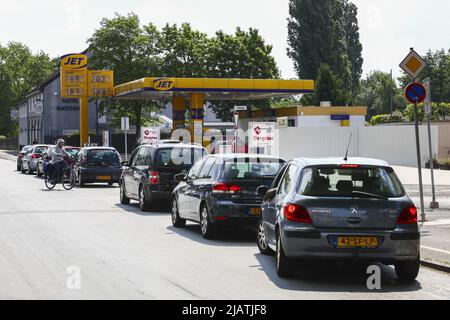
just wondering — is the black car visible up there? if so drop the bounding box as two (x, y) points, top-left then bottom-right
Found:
(73, 147), (123, 187)
(171, 154), (286, 239)
(119, 143), (208, 211)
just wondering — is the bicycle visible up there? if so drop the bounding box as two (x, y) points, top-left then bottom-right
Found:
(44, 157), (76, 190)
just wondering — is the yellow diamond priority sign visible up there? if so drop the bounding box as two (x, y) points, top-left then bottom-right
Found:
(400, 49), (426, 79)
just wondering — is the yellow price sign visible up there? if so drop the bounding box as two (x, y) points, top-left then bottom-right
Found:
(88, 70), (114, 97)
(60, 69), (88, 98)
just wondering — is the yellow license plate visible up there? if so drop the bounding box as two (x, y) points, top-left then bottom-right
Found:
(251, 208), (262, 215)
(337, 237), (378, 248)
(97, 176), (111, 180)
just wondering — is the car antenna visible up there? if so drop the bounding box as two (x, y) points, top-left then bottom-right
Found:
(343, 133), (353, 162)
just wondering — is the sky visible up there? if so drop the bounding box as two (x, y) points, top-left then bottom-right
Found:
(1, 0), (449, 80)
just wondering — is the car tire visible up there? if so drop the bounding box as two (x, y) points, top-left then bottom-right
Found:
(395, 256), (420, 282)
(200, 204), (215, 239)
(37, 167), (43, 177)
(27, 164), (33, 175)
(17, 163), (21, 171)
(78, 172), (85, 188)
(139, 185), (152, 212)
(21, 163), (26, 174)
(171, 196), (186, 228)
(120, 182), (130, 205)
(108, 181), (114, 186)
(257, 218), (275, 255)
(276, 230), (295, 278)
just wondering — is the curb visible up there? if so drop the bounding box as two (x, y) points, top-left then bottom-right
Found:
(420, 260), (450, 274)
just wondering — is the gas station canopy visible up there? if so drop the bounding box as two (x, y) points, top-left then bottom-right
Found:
(114, 77), (314, 101)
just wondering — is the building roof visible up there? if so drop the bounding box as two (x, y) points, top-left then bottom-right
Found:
(293, 157), (390, 167)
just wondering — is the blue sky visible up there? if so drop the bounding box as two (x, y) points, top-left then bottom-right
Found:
(1, 0), (449, 80)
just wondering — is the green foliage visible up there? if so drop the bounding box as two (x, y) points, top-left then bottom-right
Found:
(270, 96), (302, 109)
(399, 49), (450, 103)
(0, 42), (54, 136)
(287, 0), (362, 104)
(404, 102), (450, 122)
(369, 111), (405, 125)
(312, 64), (349, 105)
(356, 71), (404, 118)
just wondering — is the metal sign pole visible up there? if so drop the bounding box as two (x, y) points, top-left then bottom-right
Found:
(125, 128), (128, 162)
(413, 92), (426, 221)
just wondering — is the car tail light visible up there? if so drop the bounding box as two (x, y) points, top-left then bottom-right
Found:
(31, 154), (40, 159)
(396, 206), (417, 225)
(212, 183), (241, 194)
(284, 204), (313, 223)
(340, 164), (359, 168)
(149, 171), (159, 185)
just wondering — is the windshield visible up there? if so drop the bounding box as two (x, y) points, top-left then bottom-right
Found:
(86, 149), (120, 166)
(155, 147), (207, 168)
(35, 146), (47, 154)
(223, 158), (285, 180)
(65, 148), (80, 157)
(298, 166), (404, 198)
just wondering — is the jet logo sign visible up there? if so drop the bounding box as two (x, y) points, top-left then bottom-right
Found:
(153, 78), (175, 91)
(60, 54), (88, 70)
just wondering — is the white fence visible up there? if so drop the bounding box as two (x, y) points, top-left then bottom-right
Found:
(275, 125), (439, 167)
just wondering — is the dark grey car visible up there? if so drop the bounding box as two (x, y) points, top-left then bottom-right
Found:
(171, 154), (285, 239)
(257, 158), (420, 282)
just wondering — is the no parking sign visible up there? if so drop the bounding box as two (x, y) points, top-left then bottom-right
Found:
(405, 82), (427, 104)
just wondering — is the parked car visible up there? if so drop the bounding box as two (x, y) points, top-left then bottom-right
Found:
(256, 157), (420, 282)
(120, 143), (208, 211)
(17, 145), (32, 171)
(171, 154), (286, 239)
(36, 146), (80, 177)
(73, 147), (123, 187)
(21, 145), (49, 174)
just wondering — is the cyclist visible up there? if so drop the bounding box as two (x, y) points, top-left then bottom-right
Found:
(47, 139), (70, 182)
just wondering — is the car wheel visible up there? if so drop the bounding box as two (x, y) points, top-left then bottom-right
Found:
(257, 218), (275, 255)
(37, 167), (43, 177)
(21, 162), (26, 174)
(276, 230), (295, 278)
(395, 256), (420, 282)
(119, 182), (130, 205)
(171, 196), (186, 228)
(200, 204), (215, 239)
(139, 186), (151, 212)
(108, 181), (114, 186)
(27, 164), (33, 174)
(17, 162), (21, 171)
(78, 172), (85, 188)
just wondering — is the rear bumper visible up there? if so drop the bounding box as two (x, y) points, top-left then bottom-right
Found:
(209, 200), (262, 226)
(80, 167), (123, 183)
(281, 227), (420, 263)
(144, 186), (172, 203)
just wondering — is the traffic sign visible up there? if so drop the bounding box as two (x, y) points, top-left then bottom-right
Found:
(121, 117), (129, 131)
(423, 79), (432, 116)
(400, 49), (426, 79)
(405, 82), (427, 104)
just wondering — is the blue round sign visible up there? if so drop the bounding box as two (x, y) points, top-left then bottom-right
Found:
(405, 82), (427, 104)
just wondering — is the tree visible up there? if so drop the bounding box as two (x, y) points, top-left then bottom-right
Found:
(356, 71), (403, 118)
(287, 0), (362, 104)
(87, 13), (163, 142)
(312, 64), (348, 105)
(0, 42), (54, 136)
(342, 0), (363, 99)
(206, 28), (280, 121)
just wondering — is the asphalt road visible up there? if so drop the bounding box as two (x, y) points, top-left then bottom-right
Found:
(1, 157), (450, 300)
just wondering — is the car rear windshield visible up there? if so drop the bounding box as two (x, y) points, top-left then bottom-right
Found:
(155, 147), (207, 168)
(222, 158), (285, 180)
(298, 166), (405, 198)
(35, 146), (47, 154)
(86, 149), (120, 166)
(65, 148), (79, 157)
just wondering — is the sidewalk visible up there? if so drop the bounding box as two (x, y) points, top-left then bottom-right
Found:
(0, 149), (17, 162)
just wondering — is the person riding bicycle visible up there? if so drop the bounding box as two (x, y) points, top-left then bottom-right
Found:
(47, 139), (70, 182)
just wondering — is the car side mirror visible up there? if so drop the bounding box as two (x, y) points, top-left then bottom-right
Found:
(121, 161), (129, 167)
(175, 173), (187, 183)
(264, 188), (277, 201)
(257, 185), (269, 196)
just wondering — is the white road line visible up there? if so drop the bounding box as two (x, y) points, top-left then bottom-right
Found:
(421, 245), (450, 256)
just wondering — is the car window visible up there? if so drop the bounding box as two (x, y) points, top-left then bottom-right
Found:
(129, 148), (139, 167)
(271, 163), (288, 189)
(188, 159), (206, 180)
(278, 164), (298, 195)
(297, 166), (405, 198)
(155, 147), (207, 169)
(135, 146), (151, 167)
(86, 149), (120, 166)
(198, 157), (216, 179)
(222, 158), (285, 180)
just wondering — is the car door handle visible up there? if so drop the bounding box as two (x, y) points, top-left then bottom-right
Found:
(347, 217), (362, 225)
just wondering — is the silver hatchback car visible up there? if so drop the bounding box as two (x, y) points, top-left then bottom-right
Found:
(257, 158), (420, 282)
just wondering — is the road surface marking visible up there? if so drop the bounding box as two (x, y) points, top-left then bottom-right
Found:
(421, 245), (450, 256)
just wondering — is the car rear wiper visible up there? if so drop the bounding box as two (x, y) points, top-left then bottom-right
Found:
(351, 191), (388, 200)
